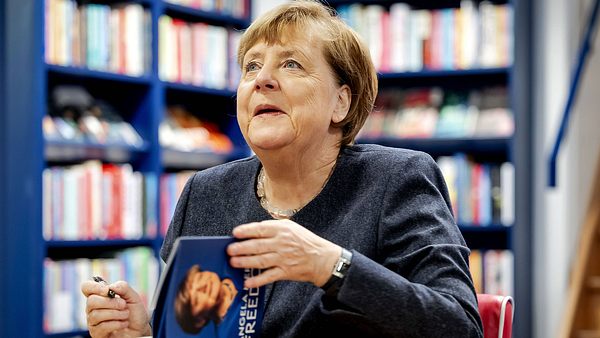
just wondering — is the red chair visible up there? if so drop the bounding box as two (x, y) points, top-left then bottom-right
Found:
(477, 294), (514, 338)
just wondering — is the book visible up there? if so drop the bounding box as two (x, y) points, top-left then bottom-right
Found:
(151, 236), (265, 338)
(468, 249), (483, 294)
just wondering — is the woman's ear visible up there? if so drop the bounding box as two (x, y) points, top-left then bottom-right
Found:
(332, 84), (351, 124)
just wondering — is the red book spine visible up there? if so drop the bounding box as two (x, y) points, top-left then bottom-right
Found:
(103, 164), (122, 239)
(380, 11), (391, 73)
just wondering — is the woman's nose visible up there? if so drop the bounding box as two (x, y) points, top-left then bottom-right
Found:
(255, 68), (279, 91)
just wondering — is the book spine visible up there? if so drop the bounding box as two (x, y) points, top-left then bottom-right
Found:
(43, 248), (159, 333)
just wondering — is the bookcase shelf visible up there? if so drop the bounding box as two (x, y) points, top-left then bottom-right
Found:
(378, 68), (509, 89)
(357, 136), (510, 157)
(327, 0), (509, 8)
(45, 140), (150, 163)
(460, 225), (511, 250)
(162, 80), (237, 96)
(46, 64), (153, 85)
(163, 2), (250, 27)
(46, 238), (156, 249)
(162, 147), (231, 169)
(46, 238), (162, 259)
(379, 66), (509, 80)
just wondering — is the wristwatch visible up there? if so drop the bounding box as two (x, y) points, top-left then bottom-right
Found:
(322, 248), (353, 296)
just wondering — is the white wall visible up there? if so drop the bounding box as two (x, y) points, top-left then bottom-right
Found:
(533, 0), (600, 337)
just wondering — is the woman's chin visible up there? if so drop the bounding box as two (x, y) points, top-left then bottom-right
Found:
(247, 131), (293, 151)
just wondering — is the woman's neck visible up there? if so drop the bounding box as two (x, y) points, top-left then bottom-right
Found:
(256, 144), (340, 212)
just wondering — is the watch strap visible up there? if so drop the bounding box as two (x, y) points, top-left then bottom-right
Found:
(322, 248), (353, 296)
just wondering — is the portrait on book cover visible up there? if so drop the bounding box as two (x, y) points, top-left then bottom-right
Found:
(156, 237), (264, 338)
(174, 264), (238, 335)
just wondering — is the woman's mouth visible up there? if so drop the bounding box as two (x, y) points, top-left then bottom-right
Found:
(253, 105), (285, 116)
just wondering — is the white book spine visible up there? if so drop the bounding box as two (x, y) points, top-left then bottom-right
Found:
(389, 3), (410, 72)
(500, 162), (515, 226)
(364, 5), (384, 71)
(158, 16), (173, 81)
(460, 0), (478, 68)
(125, 4), (144, 76)
(179, 23), (193, 84)
(43, 169), (53, 240)
(192, 23), (206, 86)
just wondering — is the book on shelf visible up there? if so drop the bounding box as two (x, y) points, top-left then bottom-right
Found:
(45, 85), (145, 147)
(43, 161), (157, 240)
(482, 249), (514, 296)
(158, 15), (238, 90)
(359, 87), (513, 140)
(469, 249), (483, 294)
(436, 155), (514, 226)
(468, 249), (513, 296)
(44, 247), (159, 334)
(160, 171), (195, 236)
(160, 105), (234, 153)
(45, 0), (151, 76)
(336, 1), (513, 73)
(151, 236), (265, 338)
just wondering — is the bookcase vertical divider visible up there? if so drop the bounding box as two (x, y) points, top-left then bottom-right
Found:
(2, 0), (46, 337)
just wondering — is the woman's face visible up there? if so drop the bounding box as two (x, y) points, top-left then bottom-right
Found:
(188, 270), (221, 328)
(236, 32), (349, 153)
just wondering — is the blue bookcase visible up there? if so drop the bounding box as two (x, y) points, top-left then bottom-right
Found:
(1, 0), (532, 337)
(1, 0), (251, 337)
(327, 0), (532, 337)
(0, 2), (6, 336)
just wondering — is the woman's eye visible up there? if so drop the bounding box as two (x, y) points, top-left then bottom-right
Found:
(245, 62), (260, 72)
(284, 60), (300, 69)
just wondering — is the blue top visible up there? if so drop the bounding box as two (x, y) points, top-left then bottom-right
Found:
(161, 144), (483, 338)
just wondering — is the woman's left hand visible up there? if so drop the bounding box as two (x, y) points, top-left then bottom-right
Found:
(227, 219), (341, 288)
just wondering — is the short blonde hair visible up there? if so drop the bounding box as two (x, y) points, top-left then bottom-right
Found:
(237, 0), (378, 147)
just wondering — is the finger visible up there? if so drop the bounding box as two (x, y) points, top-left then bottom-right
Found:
(232, 221), (282, 239)
(230, 252), (279, 270)
(109, 281), (142, 304)
(89, 319), (129, 333)
(86, 294), (127, 313)
(81, 280), (112, 298)
(87, 308), (130, 326)
(227, 237), (277, 256)
(244, 267), (285, 288)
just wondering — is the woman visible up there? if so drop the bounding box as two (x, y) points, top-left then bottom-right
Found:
(81, 1), (483, 337)
(174, 265), (238, 334)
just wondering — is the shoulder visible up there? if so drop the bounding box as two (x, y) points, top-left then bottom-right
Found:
(342, 144), (437, 174)
(187, 156), (259, 188)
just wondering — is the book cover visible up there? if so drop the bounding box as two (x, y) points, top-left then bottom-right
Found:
(151, 236), (265, 338)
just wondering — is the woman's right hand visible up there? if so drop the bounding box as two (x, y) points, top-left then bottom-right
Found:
(81, 280), (152, 338)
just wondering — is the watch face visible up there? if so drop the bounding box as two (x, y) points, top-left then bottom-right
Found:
(332, 249), (352, 278)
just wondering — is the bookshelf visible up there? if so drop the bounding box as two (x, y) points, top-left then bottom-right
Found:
(1, 1), (532, 338)
(0, 2), (6, 337)
(328, 0), (532, 337)
(2, 0), (251, 337)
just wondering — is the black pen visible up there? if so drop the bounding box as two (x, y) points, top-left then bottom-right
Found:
(92, 276), (116, 298)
